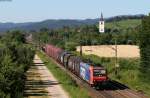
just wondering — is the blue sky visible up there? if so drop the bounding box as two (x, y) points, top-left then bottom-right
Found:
(0, 0), (149, 23)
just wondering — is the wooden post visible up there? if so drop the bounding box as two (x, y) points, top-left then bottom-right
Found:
(80, 45), (82, 56)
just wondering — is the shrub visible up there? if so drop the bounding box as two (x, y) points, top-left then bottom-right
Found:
(0, 31), (35, 98)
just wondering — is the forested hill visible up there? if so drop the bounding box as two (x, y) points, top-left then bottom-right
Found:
(0, 14), (145, 32)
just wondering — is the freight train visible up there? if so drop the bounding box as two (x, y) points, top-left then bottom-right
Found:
(43, 44), (108, 87)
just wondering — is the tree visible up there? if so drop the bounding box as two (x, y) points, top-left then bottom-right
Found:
(0, 30), (35, 98)
(2, 30), (25, 44)
(139, 14), (150, 82)
(40, 27), (49, 32)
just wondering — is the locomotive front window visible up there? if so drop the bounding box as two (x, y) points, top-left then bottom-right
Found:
(93, 69), (106, 76)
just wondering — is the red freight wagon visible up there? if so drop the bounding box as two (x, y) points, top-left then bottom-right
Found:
(45, 44), (63, 61)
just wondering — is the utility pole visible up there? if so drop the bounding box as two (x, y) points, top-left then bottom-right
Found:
(111, 20), (120, 75)
(115, 38), (117, 67)
(115, 38), (119, 75)
(78, 29), (82, 56)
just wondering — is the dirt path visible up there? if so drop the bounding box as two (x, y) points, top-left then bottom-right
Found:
(24, 55), (70, 98)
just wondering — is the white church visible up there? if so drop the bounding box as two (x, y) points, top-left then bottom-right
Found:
(99, 13), (105, 33)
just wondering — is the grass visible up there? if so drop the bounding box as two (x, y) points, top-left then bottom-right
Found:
(37, 51), (91, 98)
(106, 19), (141, 29)
(80, 54), (150, 97)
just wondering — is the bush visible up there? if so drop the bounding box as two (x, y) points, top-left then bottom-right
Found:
(0, 31), (35, 98)
(65, 42), (78, 51)
(139, 14), (150, 82)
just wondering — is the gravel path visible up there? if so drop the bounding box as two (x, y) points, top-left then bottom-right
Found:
(24, 55), (70, 98)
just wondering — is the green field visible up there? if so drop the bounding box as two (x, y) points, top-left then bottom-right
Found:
(106, 19), (141, 29)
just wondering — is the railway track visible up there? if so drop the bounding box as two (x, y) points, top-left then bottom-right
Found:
(109, 81), (148, 98)
(42, 51), (148, 98)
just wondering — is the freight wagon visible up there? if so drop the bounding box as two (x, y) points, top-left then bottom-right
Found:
(44, 44), (108, 87)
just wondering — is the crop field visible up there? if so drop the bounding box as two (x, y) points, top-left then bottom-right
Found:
(77, 45), (140, 58)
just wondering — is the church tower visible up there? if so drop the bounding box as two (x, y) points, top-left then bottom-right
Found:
(99, 13), (105, 33)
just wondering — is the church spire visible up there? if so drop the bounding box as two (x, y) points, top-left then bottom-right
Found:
(100, 13), (104, 21)
(99, 12), (105, 33)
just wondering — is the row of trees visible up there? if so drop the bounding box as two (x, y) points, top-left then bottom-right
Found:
(139, 14), (150, 82)
(106, 14), (145, 22)
(0, 31), (35, 98)
(32, 22), (140, 51)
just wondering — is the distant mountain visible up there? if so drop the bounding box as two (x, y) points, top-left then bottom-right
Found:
(0, 14), (145, 32)
(0, 19), (99, 32)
